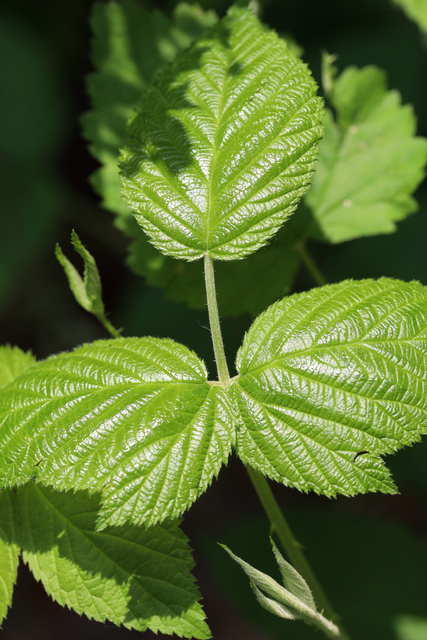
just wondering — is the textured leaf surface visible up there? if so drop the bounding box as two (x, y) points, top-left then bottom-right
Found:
(393, 0), (427, 33)
(233, 279), (427, 497)
(18, 483), (210, 638)
(0, 490), (19, 628)
(120, 6), (323, 261)
(128, 209), (313, 317)
(0, 337), (235, 527)
(306, 66), (427, 243)
(0, 345), (35, 388)
(81, 0), (217, 228)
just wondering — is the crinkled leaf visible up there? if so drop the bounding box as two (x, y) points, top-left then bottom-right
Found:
(306, 66), (427, 243)
(393, 0), (427, 34)
(55, 231), (104, 316)
(81, 0), (217, 229)
(233, 279), (427, 497)
(120, 6), (324, 261)
(0, 490), (19, 628)
(18, 483), (210, 639)
(128, 209), (314, 317)
(0, 337), (235, 528)
(0, 345), (35, 388)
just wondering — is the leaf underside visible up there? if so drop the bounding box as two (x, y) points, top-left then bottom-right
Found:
(0, 337), (235, 528)
(18, 483), (210, 639)
(120, 6), (324, 261)
(306, 66), (427, 243)
(233, 278), (427, 497)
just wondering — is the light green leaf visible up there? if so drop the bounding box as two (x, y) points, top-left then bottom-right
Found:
(56, 231), (104, 316)
(119, 6), (324, 261)
(220, 543), (339, 635)
(0, 490), (19, 628)
(269, 538), (316, 612)
(306, 66), (427, 243)
(18, 483), (210, 639)
(81, 0), (217, 228)
(392, 0), (427, 34)
(0, 337), (236, 528)
(0, 345), (35, 388)
(394, 615), (427, 640)
(128, 209), (314, 317)
(233, 279), (427, 497)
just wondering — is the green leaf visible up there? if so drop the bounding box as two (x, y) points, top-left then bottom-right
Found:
(269, 538), (315, 612)
(0, 345), (35, 388)
(18, 483), (210, 639)
(233, 278), (427, 497)
(81, 0), (217, 229)
(220, 542), (339, 635)
(0, 337), (235, 528)
(55, 231), (104, 316)
(119, 6), (324, 261)
(128, 209), (313, 317)
(395, 615), (427, 640)
(392, 0), (427, 34)
(0, 490), (19, 628)
(306, 66), (427, 243)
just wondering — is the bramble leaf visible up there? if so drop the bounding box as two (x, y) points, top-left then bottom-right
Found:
(128, 209), (313, 317)
(56, 231), (104, 316)
(0, 344), (35, 388)
(0, 337), (235, 528)
(0, 490), (19, 628)
(17, 483), (210, 639)
(306, 66), (427, 243)
(392, 0), (427, 34)
(0, 344), (37, 627)
(119, 6), (324, 261)
(233, 279), (427, 497)
(81, 0), (217, 230)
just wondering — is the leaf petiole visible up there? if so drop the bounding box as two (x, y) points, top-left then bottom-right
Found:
(204, 253), (230, 385)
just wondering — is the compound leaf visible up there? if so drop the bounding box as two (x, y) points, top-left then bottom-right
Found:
(306, 66), (427, 243)
(0, 490), (19, 628)
(120, 6), (323, 261)
(232, 279), (427, 497)
(18, 483), (210, 638)
(0, 337), (235, 528)
(81, 0), (217, 230)
(392, 0), (427, 34)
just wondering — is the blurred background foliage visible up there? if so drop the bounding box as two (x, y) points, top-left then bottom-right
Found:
(1, 0), (426, 638)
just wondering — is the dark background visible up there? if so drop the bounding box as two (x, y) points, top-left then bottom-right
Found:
(1, 0), (427, 638)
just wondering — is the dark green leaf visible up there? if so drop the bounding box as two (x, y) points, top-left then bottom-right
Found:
(18, 483), (210, 638)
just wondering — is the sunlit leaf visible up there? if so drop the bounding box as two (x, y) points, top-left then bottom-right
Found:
(120, 6), (323, 261)
(306, 66), (427, 243)
(0, 337), (235, 528)
(233, 279), (427, 496)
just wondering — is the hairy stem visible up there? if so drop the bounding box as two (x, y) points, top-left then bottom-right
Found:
(246, 466), (352, 640)
(204, 253), (230, 385)
(96, 314), (122, 339)
(297, 243), (328, 287)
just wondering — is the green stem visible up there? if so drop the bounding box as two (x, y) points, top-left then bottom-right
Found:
(96, 314), (122, 339)
(246, 466), (352, 640)
(204, 253), (230, 384)
(297, 243), (328, 287)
